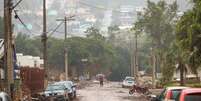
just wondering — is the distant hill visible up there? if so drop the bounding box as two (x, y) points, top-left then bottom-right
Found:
(0, 0), (192, 37)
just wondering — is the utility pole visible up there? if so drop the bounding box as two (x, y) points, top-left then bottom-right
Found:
(42, 0), (48, 87)
(4, 0), (14, 95)
(151, 47), (156, 88)
(57, 16), (75, 80)
(130, 33), (133, 77)
(64, 17), (68, 80)
(134, 33), (138, 81)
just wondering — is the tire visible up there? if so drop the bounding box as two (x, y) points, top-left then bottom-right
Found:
(129, 90), (133, 95)
(68, 93), (74, 100)
(66, 97), (71, 101)
(74, 92), (76, 98)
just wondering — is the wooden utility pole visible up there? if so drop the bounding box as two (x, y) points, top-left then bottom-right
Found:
(57, 16), (75, 80)
(129, 34), (133, 77)
(42, 0), (48, 86)
(64, 17), (68, 80)
(134, 34), (138, 80)
(4, 0), (14, 95)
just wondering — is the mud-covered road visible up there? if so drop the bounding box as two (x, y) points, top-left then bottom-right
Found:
(76, 82), (150, 101)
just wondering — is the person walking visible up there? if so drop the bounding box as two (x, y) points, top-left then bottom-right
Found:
(99, 76), (104, 87)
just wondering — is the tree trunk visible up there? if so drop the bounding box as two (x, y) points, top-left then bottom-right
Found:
(180, 62), (184, 86)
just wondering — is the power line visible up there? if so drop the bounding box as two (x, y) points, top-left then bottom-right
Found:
(13, 0), (43, 30)
(12, 0), (65, 37)
(79, 0), (133, 14)
(12, 0), (23, 10)
(47, 21), (64, 37)
(13, 0), (48, 37)
(14, 10), (40, 37)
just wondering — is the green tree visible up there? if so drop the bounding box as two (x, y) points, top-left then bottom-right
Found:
(15, 33), (41, 56)
(133, 0), (178, 81)
(15, 27), (131, 81)
(107, 25), (120, 42)
(176, 0), (201, 85)
(85, 26), (105, 41)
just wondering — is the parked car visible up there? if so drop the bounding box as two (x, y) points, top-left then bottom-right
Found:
(0, 92), (11, 101)
(44, 84), (69, 101)
(55, 81), (77, 99)
(151, 87), (189, 101)
(176, 88), (201, 101)
(122, 76), (135, 88)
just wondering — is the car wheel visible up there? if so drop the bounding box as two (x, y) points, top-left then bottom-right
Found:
(74, 92), (76, 98)
(68, 93), (74, 100)
(66, 97), (71, 101)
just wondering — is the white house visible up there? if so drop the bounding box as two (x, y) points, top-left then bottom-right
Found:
(173, 64), (199, 81)
(16, 53), (44, 69)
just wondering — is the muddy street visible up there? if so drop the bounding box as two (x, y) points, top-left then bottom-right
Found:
(76, 82), (148, 101)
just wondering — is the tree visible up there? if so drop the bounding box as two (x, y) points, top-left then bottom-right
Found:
(176, 0), (201, 84)
(133, 0), (178, 81)
(85, 26), (105, 41)
(15, 26), (131, 81)
(107, 25), (120, 42)
(15, 33), (41, 56)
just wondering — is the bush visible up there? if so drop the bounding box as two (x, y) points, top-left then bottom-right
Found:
(187, 83), (201, 88)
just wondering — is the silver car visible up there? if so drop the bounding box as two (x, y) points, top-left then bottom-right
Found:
(54, 81), (77, 100)
(44, 84), (69, 101)
(122, 76), (135, 88)
(0, 92), (11, 101)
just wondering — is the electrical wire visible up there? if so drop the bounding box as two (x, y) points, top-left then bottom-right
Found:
(78, 0), (135, 14)
(12, 0), (65, 37)
(13, 0), (43, 30)
(47, 21), (64, 37)
(55, 31), (79, 36)
(14, 10), (40, 37)
(12, 0), (23, 9)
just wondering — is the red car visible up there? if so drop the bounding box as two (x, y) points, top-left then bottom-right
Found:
(152, 87), (189, 101)
(177, 88), (201, 101)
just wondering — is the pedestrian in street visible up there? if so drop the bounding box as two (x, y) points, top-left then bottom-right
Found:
(99, 76), (104, 87)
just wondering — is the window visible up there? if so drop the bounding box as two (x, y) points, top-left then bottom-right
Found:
(5, 95), (11, 101)
(185, 93), (201, 101)
(46, 84), (65, 91)
(170, 89), (182, 100)
(159, 89), (167, 100)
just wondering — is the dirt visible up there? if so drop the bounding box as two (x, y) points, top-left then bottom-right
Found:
(76, 82), (149, 101)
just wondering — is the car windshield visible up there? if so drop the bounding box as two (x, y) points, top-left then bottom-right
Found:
(184, 93), (201, 101)
(125, 78), (134, 81)
(46, 84), (65, 91)
(64, 83), (72, 89)
(56, 82), (72, 89)
(171, 89), (182, 100)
